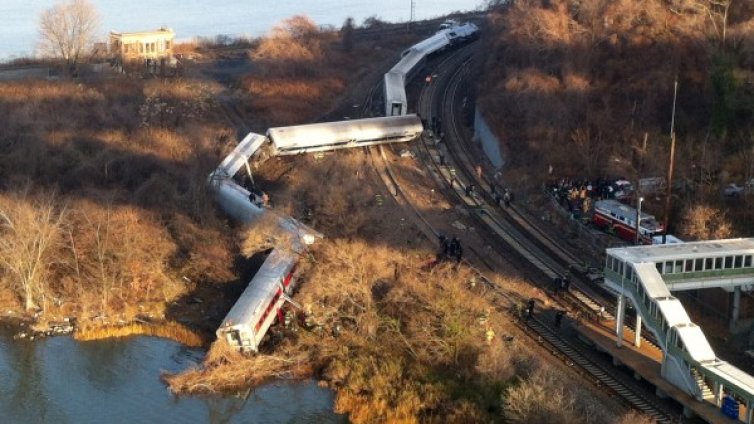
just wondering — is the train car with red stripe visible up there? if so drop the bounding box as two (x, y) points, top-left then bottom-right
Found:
(216, 248), (299, 352)
(593, 199), (663, 244)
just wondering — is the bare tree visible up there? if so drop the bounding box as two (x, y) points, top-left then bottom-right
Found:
(341, 17), (355, 52)
(38, 0), (100, 70)
(0, 192), (66, 311)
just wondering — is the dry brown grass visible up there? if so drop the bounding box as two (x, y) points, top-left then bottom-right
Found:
(166, 228), (635, 422)
(74, 321), (206, 347)
(0, 72), (235, 329)
(481, 0), (754, 235)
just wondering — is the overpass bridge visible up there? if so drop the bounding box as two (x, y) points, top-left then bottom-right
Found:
(604, 239), (754, 422)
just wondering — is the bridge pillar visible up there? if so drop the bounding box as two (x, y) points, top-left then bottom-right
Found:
(731, 286), (742, 332)
(616, 295), (625, 348)
(634, 313), (642, 348)
(714, 381), (724, 407)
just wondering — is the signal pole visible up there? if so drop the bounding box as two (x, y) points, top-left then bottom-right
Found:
(408, 0), (416, 32)
(662, 80), (678, 244)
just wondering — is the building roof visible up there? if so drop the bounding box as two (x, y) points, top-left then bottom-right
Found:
(608, 238), (754, 264)
(110, 28), (175, 38)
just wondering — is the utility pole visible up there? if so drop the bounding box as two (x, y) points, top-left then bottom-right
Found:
(408, 0), (416, 32)
(635, 196), (644, 245)
(663, 80), (678, 244)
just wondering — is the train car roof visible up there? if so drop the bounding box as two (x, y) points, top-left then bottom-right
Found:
(391, 49), (425, 75)
(268, 115), (423, 151)
(215, 132), (267, 177)
(608, 238), (754, 264)
(409, 31), (449, 54)
(219, 248), (296, 329)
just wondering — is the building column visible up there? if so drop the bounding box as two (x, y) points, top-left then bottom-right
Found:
(616, 295), (625, 348)
(731, 286), (742, 332)
(634, 313), (642, 348)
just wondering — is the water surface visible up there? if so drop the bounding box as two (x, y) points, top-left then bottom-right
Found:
(0, 327), (344, 424)
(0, 0), (485, 60)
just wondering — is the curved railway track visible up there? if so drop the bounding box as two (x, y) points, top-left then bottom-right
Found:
(361, 44), (679, 422)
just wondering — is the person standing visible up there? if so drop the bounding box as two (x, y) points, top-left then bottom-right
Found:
(525, 298), (536, 321)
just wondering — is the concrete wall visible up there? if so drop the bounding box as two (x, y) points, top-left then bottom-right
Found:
(473, 106), (504, 170)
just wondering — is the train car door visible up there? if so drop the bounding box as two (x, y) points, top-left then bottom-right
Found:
(391, 102), (403, 116)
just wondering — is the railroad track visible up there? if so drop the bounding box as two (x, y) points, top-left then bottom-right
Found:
(360, 44), (678, 421)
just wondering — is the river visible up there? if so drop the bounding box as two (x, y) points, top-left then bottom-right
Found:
(0, 326), (345, 423)
(0, 0), (486, 60)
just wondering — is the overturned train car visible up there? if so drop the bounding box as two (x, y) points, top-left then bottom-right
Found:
(267, 114), (424, 155)
(216, 248), (298, 352)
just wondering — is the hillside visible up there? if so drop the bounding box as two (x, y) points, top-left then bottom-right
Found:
(479, 0), (754, 236)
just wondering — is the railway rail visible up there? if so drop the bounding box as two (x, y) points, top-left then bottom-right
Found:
(362, 43), (680, 421)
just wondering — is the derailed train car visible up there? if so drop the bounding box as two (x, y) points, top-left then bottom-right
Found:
(384, 21), (479, 117)
(267, 114), (423, 155)
(210, 24), (473, 353)
(216, 248), (298, 352)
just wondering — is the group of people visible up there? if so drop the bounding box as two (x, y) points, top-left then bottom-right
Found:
(549, 177), (630, 217)
(241, 175), (270, 207)
(490, 185), (514, 208)
(523, 298), (567, 329)
(437, 234), (463, 263)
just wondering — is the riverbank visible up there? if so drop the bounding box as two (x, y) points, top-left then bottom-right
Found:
(0, 17), (415, 344)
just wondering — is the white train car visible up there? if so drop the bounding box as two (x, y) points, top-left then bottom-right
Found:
(384, 49), (426, 116)
(216, 248), (298, 352)
(446, 23), (479, 45)
(384, 71), (408, 116)
(267, 114), (424, 155)
(385, 21), (479, 117)
(214, 132), (269, 178)
(401, 31), (451, 58)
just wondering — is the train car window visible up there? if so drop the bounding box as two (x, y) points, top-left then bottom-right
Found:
(618, 261), (624, 275)
(695, 258), (704, 271)
(665, 261), (674, 274)
(675, 260), (683, 272)
(685, 260), (693, 272)
(644, 295), (650, 310)
(656, 262), (663, 273)
(735, 256), (743, 268)
(725, 256), (733, 269)
(706, 258), (713, 270)
(715, 257), (723, 270)
(746, 255), (753, 267)
(626, 266), (633, 280)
